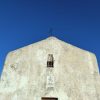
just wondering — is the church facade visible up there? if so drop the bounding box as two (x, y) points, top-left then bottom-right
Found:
(0, 37), (100, 100)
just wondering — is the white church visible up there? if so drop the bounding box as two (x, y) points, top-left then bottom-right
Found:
(0, 37), (100, 100)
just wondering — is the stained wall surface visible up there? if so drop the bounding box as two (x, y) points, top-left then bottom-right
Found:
(0, 37), (100, 100)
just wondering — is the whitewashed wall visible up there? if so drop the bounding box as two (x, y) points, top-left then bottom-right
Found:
(0, 37), (100, 100)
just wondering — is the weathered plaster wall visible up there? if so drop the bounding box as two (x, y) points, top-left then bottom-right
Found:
(0, 37), (100, 100)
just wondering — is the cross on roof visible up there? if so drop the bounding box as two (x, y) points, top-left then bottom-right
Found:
(48, 28), (53, 36)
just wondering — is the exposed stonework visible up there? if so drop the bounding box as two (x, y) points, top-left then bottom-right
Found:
(0, 37), (100, 100)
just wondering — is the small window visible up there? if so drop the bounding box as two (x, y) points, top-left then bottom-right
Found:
(47, 54), (54, 67)
(47, 61), (53, 67)
(42, 97), (58, 100)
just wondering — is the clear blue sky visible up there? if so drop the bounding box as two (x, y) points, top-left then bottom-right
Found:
(0, 0), (100, 75)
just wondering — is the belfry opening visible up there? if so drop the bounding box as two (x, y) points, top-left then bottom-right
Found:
(47, 54), (54, 67)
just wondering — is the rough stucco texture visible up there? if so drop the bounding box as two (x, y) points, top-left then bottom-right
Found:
(0, 37), (100, 100)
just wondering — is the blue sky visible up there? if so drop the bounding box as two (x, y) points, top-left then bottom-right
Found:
(0, 0), (100, 75)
